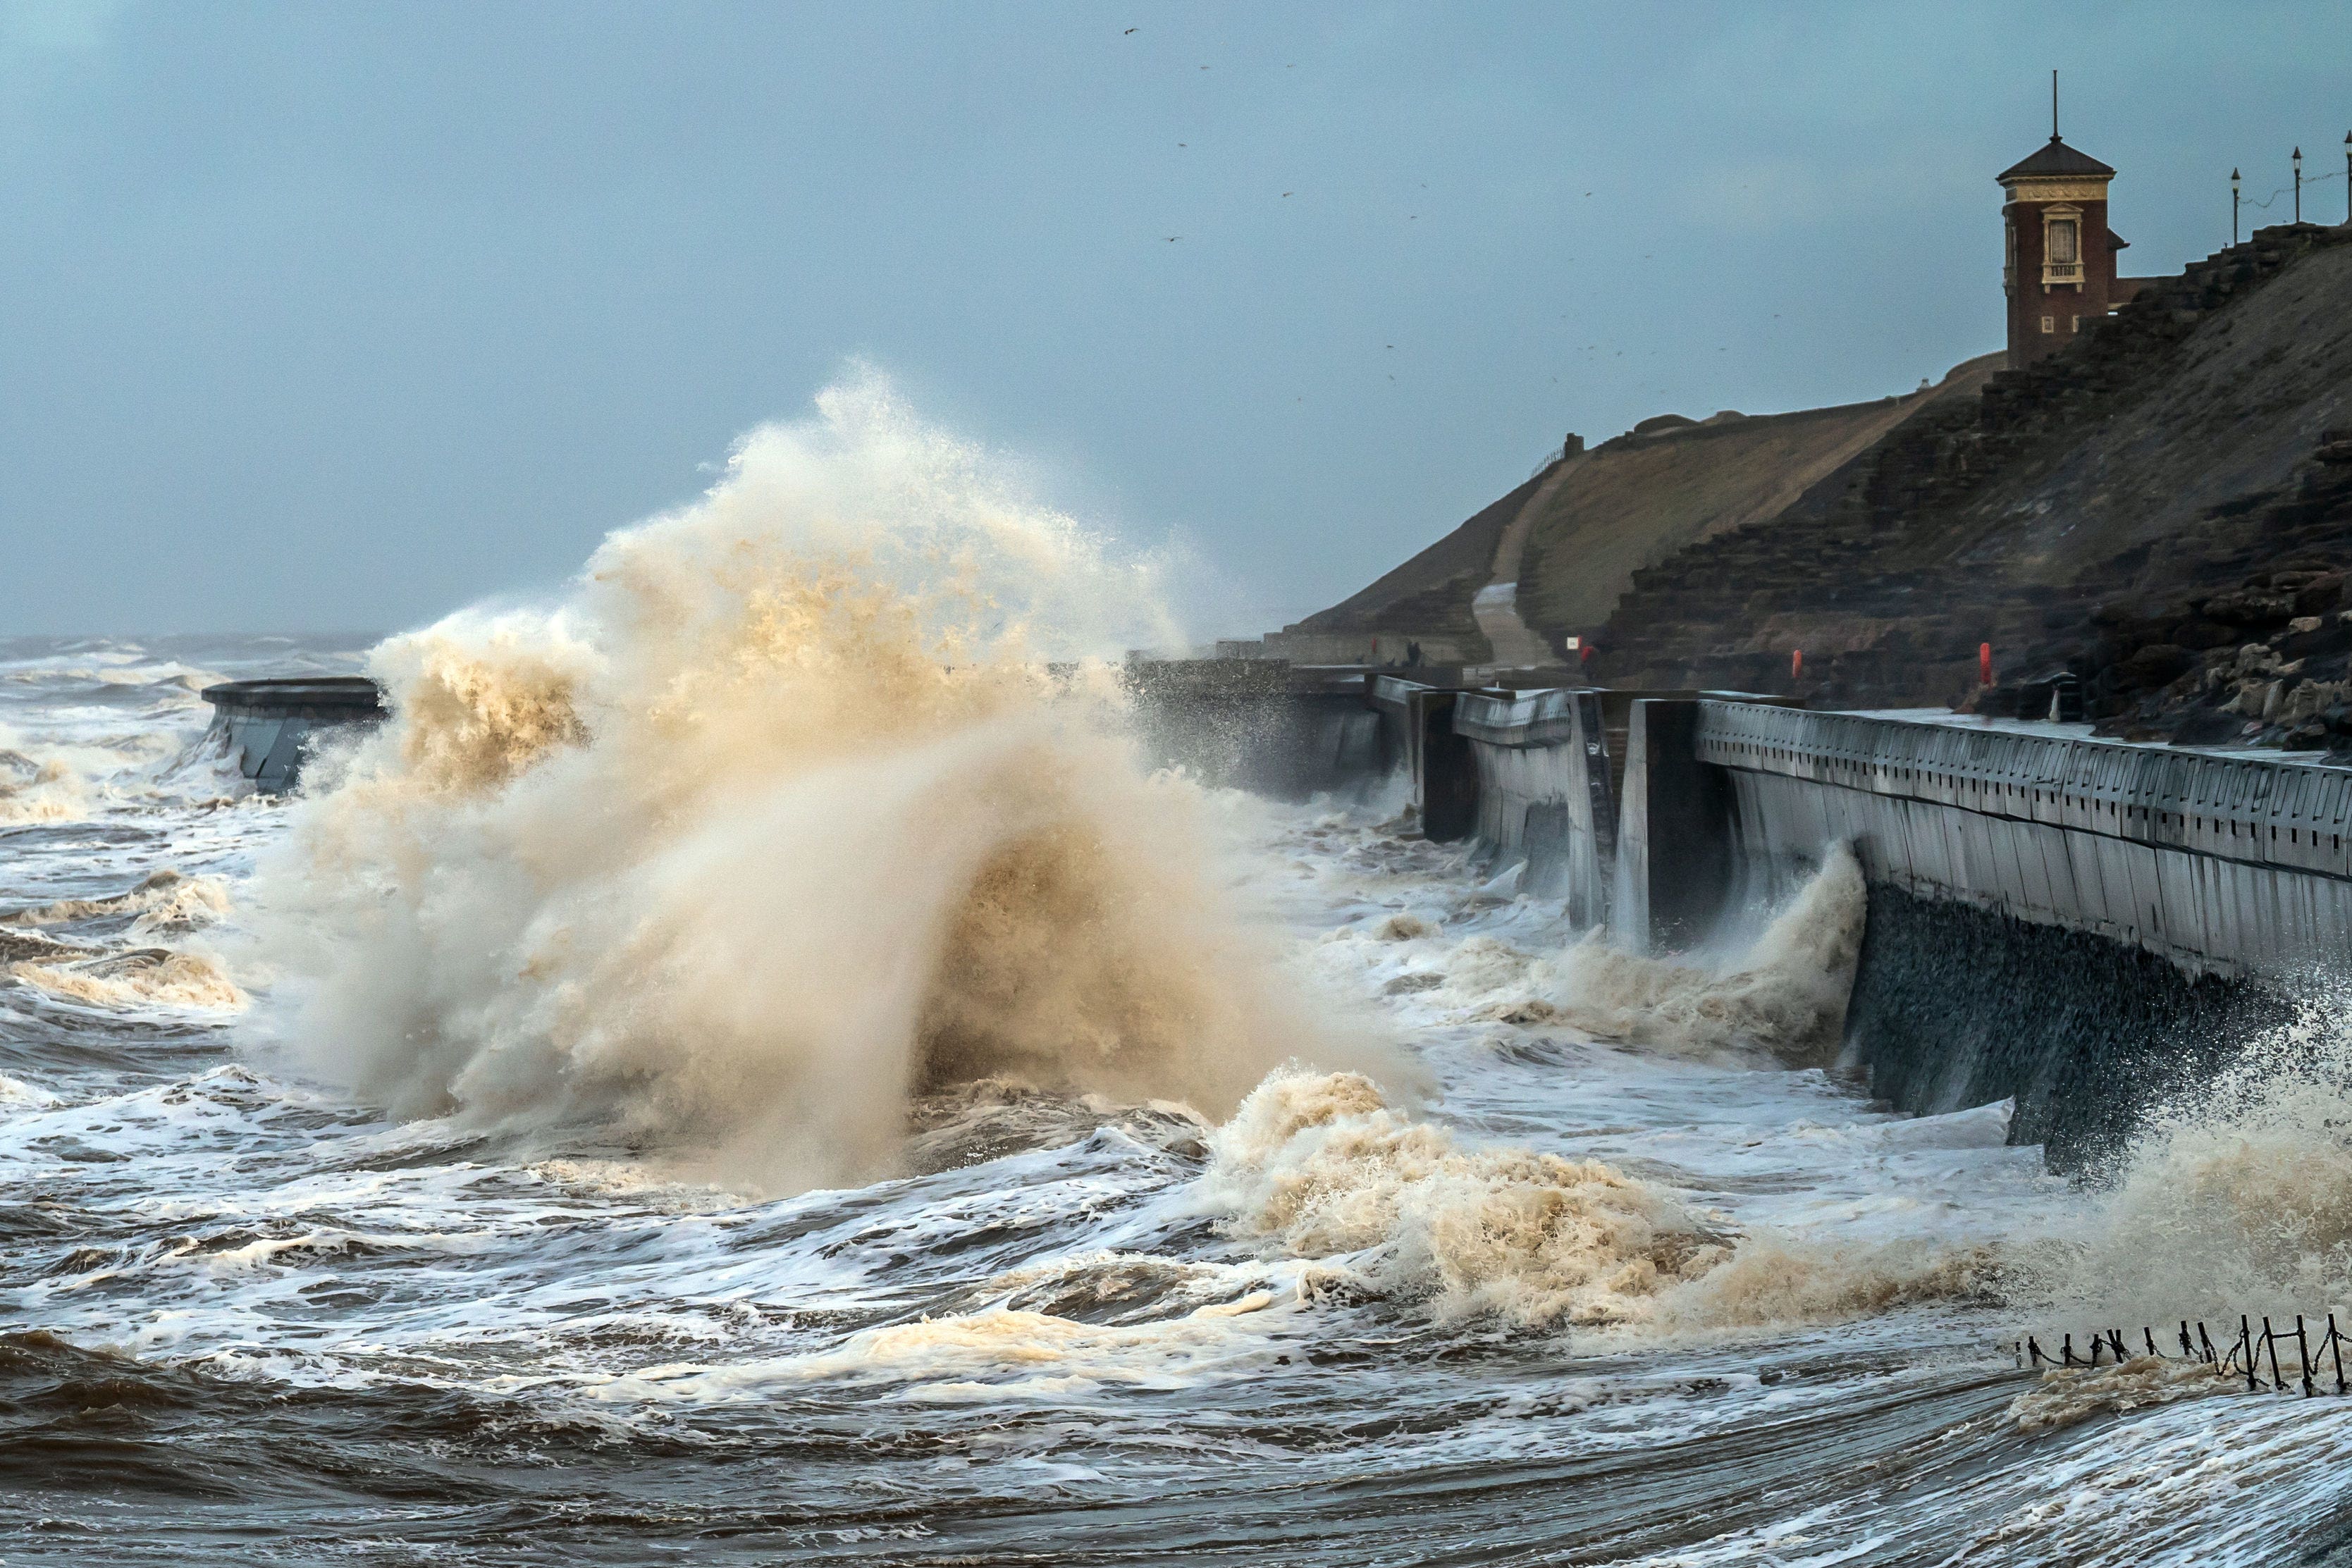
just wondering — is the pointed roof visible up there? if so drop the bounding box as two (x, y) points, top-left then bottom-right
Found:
(1999, 135), (2115, 183)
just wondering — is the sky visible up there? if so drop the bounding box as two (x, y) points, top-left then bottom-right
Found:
(1, 1), (2344, 642)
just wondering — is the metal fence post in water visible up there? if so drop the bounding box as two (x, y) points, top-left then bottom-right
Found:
(2332, 1314), (2348, 1395)
(2296, 1317), (2315, 1397)
(2243, 1317), (2258, 1391)
(2198, 1322), (2217, 1366)
(2264, 1317), (2286, 1393)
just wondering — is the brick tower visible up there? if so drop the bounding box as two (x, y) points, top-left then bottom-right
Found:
(1999, 101), (2129, 369)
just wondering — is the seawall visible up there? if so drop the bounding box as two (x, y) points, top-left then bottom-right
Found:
(199, 678), (384, 793)
(1670, 700), (2348, 1165)
(1141, 658), (2351, 1168)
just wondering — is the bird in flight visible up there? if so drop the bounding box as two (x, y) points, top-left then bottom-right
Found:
(1163, 235), (1181, 242)
(1282, 191), (1292, 197)
(1124, 27), (1135, 33)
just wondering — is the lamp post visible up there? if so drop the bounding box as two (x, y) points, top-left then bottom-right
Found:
(2344, 131), (2350, 223)
(2293, 146), (2303, 223)
(2232, 168), (2241, 244)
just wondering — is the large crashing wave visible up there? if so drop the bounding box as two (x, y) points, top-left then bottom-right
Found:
(2035, 989), (2352, 1317)
(253, 374), (1372, 1194)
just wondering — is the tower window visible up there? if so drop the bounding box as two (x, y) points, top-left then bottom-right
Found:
(2071, 315), (2080, 333)
(2040, 204), (2086, 286)
(2041, 316), (2054, 333)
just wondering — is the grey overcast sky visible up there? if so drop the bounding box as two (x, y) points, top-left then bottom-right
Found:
(1, 1), (2342, 641)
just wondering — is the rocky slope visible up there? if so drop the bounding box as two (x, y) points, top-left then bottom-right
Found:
(1586, 222), (2352, 723)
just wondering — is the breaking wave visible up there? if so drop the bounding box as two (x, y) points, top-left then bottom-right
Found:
(1200, 1067), (1728, 1325)
(0, 744), (85, 825)
(4, 868), (231, 934)
(1197, 1066), (1990, 1331)
(1539, 844), (1866, 1062)
(11, 949), (246, 1011)
(1341, 845), (1866, 1064)
(2032, 987), (2352, 1319)
(252, 374), (1381, 1194)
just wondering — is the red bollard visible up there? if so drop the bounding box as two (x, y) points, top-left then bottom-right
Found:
(1980, 642), (1993, 686)
(1792, 648), (1804, 680)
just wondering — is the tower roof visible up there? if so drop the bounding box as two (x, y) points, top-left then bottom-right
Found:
(1999, 136), (2115, 183)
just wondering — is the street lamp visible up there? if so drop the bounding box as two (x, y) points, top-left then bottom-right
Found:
(2232, 168), (2241, 244)
(2344, 131), (2350, 224)
(2293, 146), (2303, 223)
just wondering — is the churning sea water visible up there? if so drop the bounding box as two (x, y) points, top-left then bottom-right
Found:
(7, 385), (2352, 1565)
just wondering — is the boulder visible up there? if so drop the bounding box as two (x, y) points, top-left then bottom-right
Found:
(2203, 589), (2296, 626)
(2295, 573), (2346, 615)
(2116, 643), (2194, 689)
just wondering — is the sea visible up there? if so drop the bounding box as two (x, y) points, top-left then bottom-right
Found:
(5, 386), (2352, 1565)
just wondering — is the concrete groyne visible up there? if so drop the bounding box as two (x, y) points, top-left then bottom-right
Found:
(199, 677), (383, 793)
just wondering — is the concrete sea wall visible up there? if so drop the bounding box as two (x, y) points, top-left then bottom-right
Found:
(199, 678), (384, 794)
(1131, 658), (2349, 1161)
(1690, 700), (2352, 978)
(1123, 661), (1387, 801)
(1644, 699), (2351, 1166)
(1451, 688), (1613, 922)
(1177, 660), (2351, 1167)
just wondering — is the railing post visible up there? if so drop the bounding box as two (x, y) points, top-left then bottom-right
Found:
(2297, 1316), (2315, 1396)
